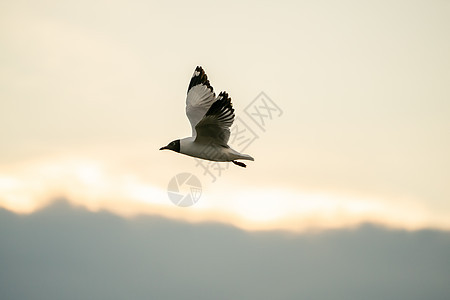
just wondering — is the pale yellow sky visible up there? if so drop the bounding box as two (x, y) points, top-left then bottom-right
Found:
(1, 0), (449, 231)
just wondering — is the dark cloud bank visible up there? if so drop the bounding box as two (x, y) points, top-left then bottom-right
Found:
(1, 200), (449, 300)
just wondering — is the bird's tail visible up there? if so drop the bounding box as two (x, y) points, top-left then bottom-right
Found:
(238, 153), (254, 161)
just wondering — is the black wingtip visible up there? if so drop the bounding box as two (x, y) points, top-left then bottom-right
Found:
(205, 91), (234, 121)
(188, 66), (214, 95)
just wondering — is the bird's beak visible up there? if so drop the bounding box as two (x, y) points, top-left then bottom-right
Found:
(159, 146), (167, 150)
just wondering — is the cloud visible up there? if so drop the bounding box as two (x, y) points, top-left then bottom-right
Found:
(1, 201), (449, 300)
(1, 156), (449, 232)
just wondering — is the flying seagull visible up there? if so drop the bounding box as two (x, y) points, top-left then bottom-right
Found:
(160, 66), (254, 168)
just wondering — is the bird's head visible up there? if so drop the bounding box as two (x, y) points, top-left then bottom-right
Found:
(159, 139), (180, 153)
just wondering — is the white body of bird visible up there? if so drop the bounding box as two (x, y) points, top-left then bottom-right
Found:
(179, 137), (254, 162)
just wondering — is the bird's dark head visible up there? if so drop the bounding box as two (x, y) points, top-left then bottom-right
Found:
(159, 139), (180, 153)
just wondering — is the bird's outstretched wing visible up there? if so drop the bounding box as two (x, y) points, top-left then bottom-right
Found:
(186, 66), (216, 137)
(194, 92), (235, 146)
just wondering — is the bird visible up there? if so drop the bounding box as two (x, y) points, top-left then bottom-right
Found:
(160, 66), (254, 168)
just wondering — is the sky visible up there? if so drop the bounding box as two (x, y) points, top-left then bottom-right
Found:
(1, 0), (450, 298)
(1, 0), (449, 231)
